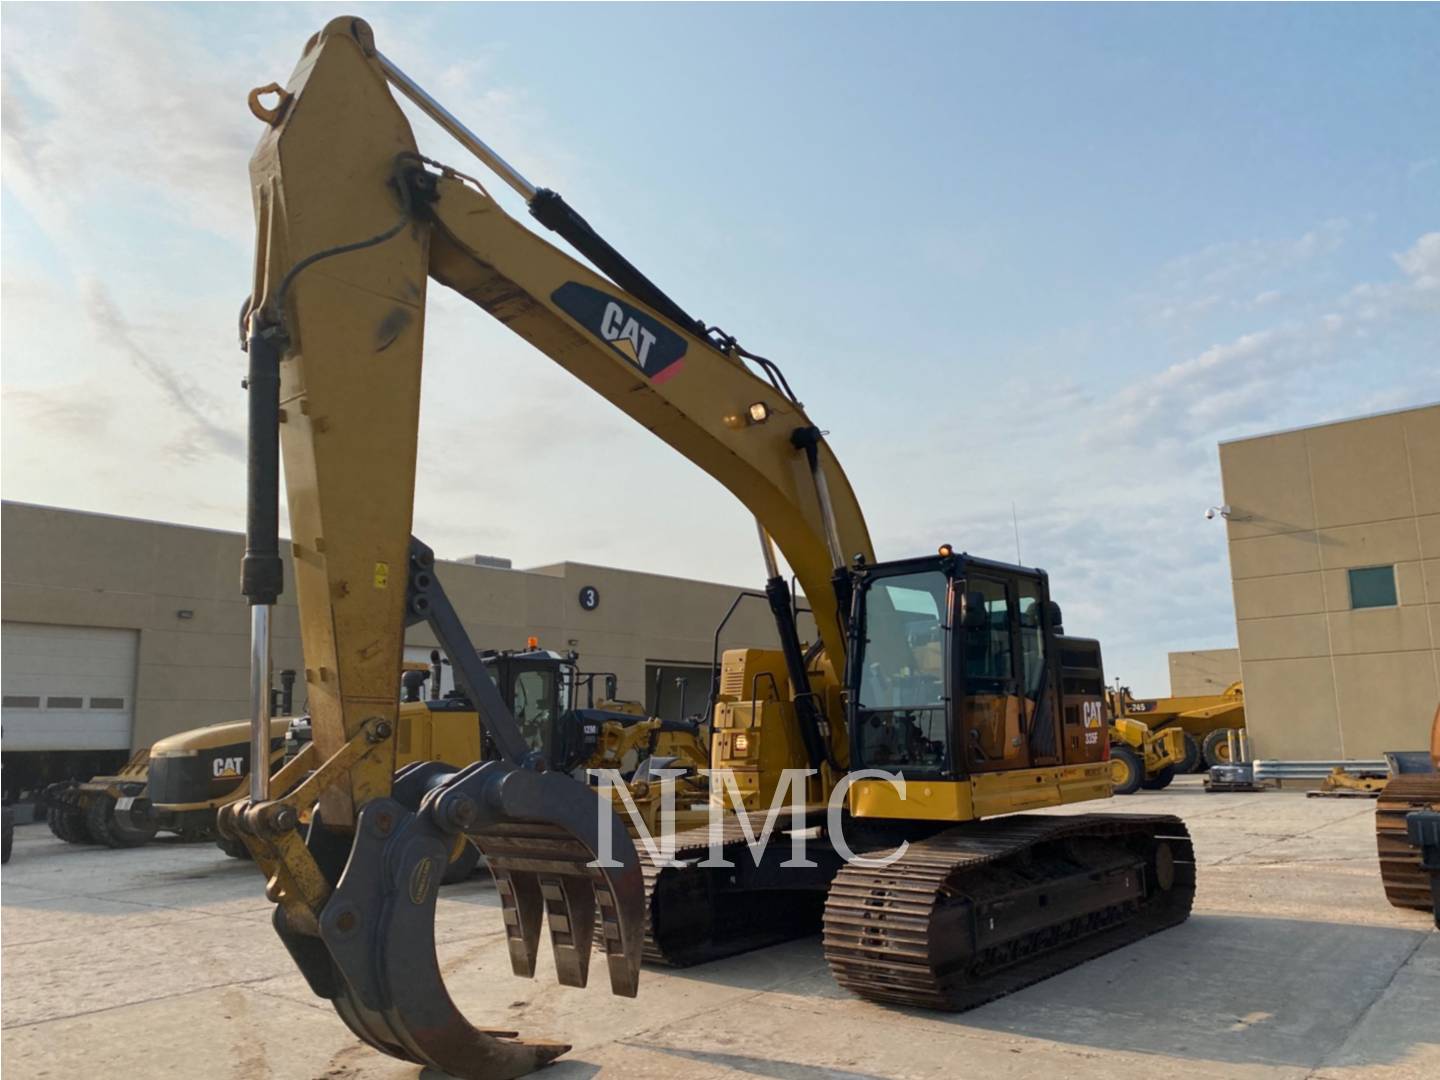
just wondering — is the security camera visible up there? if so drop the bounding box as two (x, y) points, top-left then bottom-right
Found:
(1205, 505), (1232, 521)
(1205, 507), (1216, 520)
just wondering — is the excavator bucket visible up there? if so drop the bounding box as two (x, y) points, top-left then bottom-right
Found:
(273, 759), (643, 1080)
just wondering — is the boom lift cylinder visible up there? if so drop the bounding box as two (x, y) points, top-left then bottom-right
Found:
(242, 317), (284, 802)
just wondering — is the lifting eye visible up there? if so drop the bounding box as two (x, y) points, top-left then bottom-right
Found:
(247, 83), (294, 127)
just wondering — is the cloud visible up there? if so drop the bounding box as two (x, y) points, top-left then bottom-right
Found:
(881, 223), (1440, 691)
(2, 385), (118, 434)
(1, 6), (268, 246)
(1107, 229), (1440, 454)
(1162, 217), (1351, 286)
(1134, 218), (1353, 329)
(1, 5), (584, 519)
(1, 5), (570, 259)
(1393, 232), (1440, 294)
(80, 278), (245, 462)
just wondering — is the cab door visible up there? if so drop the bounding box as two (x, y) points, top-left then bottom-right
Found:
(1016, 576), (1063, 765)
(510, 663), (560, 759)
(957, 575), (1028, 773)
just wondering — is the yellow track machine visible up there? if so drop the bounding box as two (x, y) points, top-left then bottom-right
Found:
(223, 19), (1195, 1076)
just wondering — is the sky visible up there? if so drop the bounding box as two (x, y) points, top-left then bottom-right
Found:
(2, 2), (1437, 694)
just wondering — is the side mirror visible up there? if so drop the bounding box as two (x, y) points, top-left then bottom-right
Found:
(960, 591), (988, 629)
(1047, 601), (1063, 633)
(604, 674), (617, 700)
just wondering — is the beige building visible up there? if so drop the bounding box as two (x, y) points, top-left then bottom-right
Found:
(1219, 403), (1440, 760)
(1167, 648), (1241, 697)
(1, 501), (800, 786)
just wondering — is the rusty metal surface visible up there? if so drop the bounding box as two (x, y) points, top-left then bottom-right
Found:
(1376, 773), (1440, 912)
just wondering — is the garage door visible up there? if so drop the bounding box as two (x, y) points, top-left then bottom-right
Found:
(1, 622), (138, 751)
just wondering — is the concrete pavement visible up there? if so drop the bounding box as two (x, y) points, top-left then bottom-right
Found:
(3, 777), (1436, 1079)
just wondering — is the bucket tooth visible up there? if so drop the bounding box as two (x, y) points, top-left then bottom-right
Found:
(541, 873), (596, 989)
(444, 760), (644, 999)
(496, 871), (544, 978)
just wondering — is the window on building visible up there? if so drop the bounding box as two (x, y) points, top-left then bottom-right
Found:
(2, 695), (41, 708)
(89, 697), (126, 710)
(45, 696), (84, 709)
(1348, 565), (1397, 609)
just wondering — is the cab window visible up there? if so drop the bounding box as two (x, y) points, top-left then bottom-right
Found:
(1017, 579), (1045, 700)
(854, 570), (949, 773)
(858, 572), (948, 709)
(513, 668), (556, 754)
(962, 577), (1013, 690)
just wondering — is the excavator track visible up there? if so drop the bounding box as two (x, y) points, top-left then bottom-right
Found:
(1376, 774), (1440, 912)
(823, 813), (1194, 1011)
(634, 818), (833, 966)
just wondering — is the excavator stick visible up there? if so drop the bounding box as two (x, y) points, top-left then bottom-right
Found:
(229, 18), (644, 1077)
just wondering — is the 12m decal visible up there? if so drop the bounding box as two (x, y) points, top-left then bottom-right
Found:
(551, 282), (687, 382)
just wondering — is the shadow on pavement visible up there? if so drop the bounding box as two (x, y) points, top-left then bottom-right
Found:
(656, 913), (1434, 1069)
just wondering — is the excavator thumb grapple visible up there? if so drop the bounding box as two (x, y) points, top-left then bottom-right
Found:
(224, 540), (646, 1080)
(268, 761), (643, 1078)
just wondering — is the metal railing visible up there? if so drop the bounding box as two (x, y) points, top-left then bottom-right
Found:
(1251, 759), (1388, 782)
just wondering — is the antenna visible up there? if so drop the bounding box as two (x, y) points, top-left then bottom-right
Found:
(1011, 501), (1022, 564)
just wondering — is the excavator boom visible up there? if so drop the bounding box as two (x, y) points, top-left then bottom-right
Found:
(232, 15), (872, 1077)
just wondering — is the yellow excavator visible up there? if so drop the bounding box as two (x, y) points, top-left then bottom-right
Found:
(224, 18), (1195, 1077)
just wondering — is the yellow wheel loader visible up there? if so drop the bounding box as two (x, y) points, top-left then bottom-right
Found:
(1108, 716), (1186, 796)
(223, 19), (1195, 1075)
(287, 647), (713, 842)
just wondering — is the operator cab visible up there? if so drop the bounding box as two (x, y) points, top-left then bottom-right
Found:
(847, 549), (1102, 780)
(410, 646), (579, 763)
(478, 648), (575, 757)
